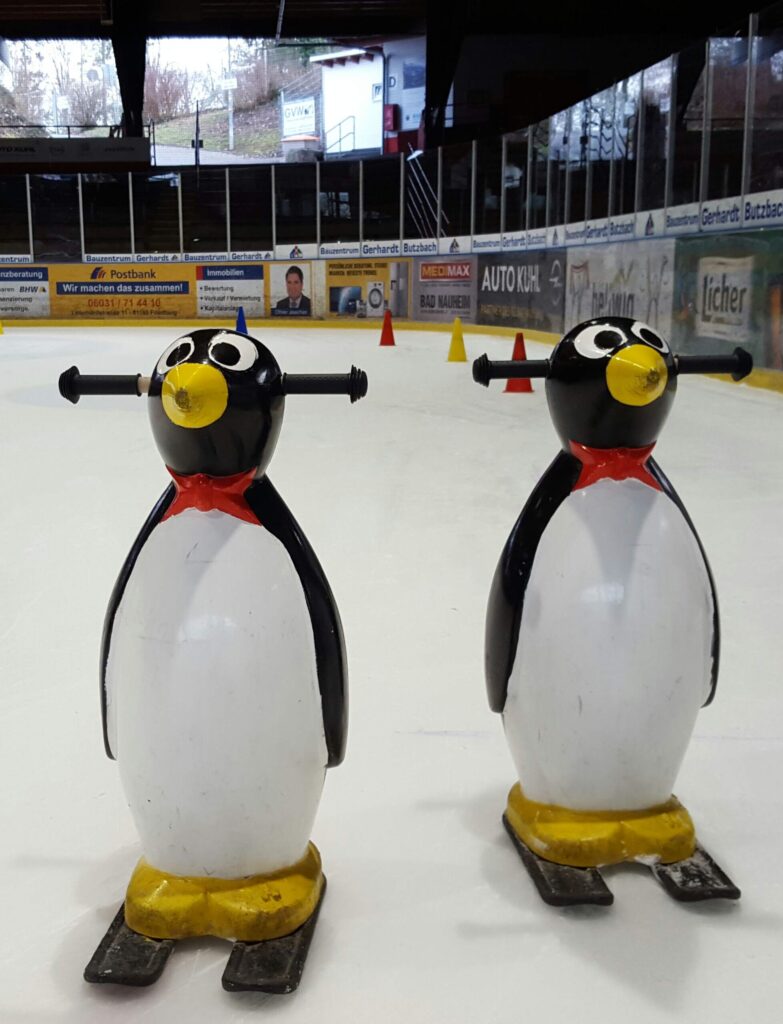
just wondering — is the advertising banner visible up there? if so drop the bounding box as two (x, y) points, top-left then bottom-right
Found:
(274, 243), (318, 261)
(325, 259), (410, 318)
(196, 264), (264, 318)
(565, 239), (675, 336)
(695, 256), (753, 342)
(50, 263), (196, 319)
(282, 97), (316, 137)
(318, 242), (362, 259)
(477, 249), (565, 333)
(672, 230), (783, 368)
(412, 257), (476, 323)
(700, 198), (743, 234)
(438, 235), (471, 256)
(501, 231), (526, 251)
(635, 209), (666, 240)
(743, 188), (783, 230)
(0, 266), (50, 317)
(0, 137), (150, 168)
(402, 239), (437, 257)
(269, 261), (313, 317)
(471, 233), (501, 253)
(664, 203), (700, 237)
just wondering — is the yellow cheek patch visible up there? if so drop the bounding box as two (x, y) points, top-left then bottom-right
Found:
(162, 362), (228, 428)
(606, 344), (668, 407)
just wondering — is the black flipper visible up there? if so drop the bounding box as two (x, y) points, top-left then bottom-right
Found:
(650, 845), (741, 902)
(84, 905), (175, 986)
(647, 457), (720, 705)
(245, 476), (348, 767)
(100, 484), (176, 759)
(221, 879), (327, 993)
(502, 816), (614, 907)
(486, 450), (581, 712)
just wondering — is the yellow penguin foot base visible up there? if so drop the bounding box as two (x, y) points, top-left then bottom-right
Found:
(124, 842), (324, 942)
(505, 783), (696, 868)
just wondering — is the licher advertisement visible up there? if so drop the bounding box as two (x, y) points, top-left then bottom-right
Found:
(695, 257), (754, 342)
(670, 231), (783, 368)
(50, 264), (196, 318)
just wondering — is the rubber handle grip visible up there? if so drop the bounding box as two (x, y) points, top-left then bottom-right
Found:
(676, 347), (753, 381)
(473, 354), (550, 386)
(281, 366), (368, 403)
(59, 366), (142, 404)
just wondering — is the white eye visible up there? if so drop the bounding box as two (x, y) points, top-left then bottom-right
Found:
(208, 332), (257, 372)
(631, 321), (668, 352)
(156, 337), (194, 375)
(572, 324), (624, 360)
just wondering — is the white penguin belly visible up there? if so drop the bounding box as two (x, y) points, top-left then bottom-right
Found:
(503, 478), (714, 812)
(106, 509), (328, 878)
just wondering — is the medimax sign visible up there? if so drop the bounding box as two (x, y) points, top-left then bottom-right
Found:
(476, 250), (565, 333)
(412, 256), (477, 322)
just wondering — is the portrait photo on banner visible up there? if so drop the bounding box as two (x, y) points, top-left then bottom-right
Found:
(270, 261), (312, 317)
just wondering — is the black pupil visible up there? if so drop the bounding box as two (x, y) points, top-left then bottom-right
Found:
(640, 328), (663, 349)
(166, 343), (190, 367)
(595, 330), (620, 350)
(212, 342), (240, 366)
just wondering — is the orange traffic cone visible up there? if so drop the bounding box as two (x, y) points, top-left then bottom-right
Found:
(380, 309), (395, 346)
(505, 332), (533, 393)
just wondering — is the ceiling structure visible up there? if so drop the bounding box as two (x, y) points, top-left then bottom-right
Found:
(0, 0), (765, 143)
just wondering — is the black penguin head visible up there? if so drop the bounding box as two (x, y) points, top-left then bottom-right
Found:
(546, 317), (677, 449)
(147, 328), (284, 476)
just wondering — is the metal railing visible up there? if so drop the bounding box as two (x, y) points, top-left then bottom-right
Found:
(4, 7), (783, 256)
(0, 122), (155, 141)
(324, 116), (356, 153)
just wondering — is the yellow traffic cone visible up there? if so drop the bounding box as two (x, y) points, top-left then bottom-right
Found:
(447, 317), (467, 362)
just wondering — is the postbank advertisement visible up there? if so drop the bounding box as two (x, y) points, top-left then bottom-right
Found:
(50, 264), (196, 319)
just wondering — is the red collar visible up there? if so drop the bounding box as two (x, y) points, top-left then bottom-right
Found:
(161, 468), (259, 524)
(569, 442), (661, 491)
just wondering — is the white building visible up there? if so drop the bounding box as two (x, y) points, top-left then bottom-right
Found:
(310, 38), (426, 158)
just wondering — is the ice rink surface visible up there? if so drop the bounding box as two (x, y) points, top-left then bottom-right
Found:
(1, 325), (782, 1023)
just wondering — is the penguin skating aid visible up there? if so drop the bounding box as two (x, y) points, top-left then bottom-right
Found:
(59, 328), (367, 991)
(474, 318), (751, 907)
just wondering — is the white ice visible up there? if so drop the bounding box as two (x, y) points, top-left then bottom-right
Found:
(0, 325), (781, 1024)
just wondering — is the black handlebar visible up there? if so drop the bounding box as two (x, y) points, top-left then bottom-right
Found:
(282, 366), (369, 403)
(472, 354), (550, 387)
(59, 366), (142, 404)
(675, 347), (753, 381)
(473, 346), (754, 386)
(59, 364), (370, 405)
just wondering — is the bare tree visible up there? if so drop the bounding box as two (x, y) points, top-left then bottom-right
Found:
(50, 41), (74, 99)
(7, 41), (48, 124)
(69, 80), (104, 125)
(144, 54), (193, 122)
